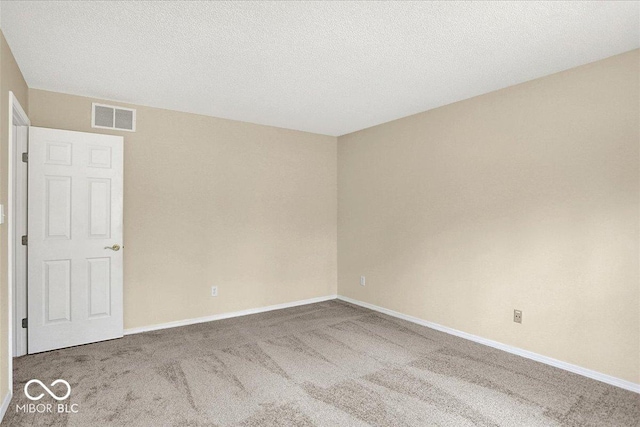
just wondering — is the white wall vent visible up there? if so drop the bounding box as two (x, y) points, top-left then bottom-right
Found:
(92, 103), (136, 132)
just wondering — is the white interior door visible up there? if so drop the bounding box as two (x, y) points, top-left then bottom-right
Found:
(28, 127), (124, 353)
(13, 124), (28, 356)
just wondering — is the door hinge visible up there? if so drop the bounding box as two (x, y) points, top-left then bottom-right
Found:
(21, 153), (28, 163)
(21, 318), (27, 329)
(21, 235), (27, 246)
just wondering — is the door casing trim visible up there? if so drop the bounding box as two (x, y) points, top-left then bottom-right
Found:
(8, 92), (30, 401)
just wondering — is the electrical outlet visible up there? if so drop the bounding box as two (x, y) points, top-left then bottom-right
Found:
(360, 276), (366, 286)
(514, 309), (522, 324)
(211, 286), (218, 297)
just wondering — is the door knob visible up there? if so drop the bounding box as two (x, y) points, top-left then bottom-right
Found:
(104, 244), (121, 251)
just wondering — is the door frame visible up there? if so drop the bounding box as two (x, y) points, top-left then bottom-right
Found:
(8, 92), (30, 393)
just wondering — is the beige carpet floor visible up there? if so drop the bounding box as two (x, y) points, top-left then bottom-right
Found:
(2, 300), (639, 426)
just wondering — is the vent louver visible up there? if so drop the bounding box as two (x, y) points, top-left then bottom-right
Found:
(92, 103), (136, 132)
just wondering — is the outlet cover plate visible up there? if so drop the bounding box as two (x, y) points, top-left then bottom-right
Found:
(514, 309), (522, 323)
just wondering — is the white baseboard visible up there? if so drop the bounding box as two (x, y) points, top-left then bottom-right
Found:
(124, 294), (338, 335)
(0, 391), (12, 425)
(337, 295), (640, 394)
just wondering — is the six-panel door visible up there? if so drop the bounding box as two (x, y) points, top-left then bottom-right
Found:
(28, 127), (124, 353)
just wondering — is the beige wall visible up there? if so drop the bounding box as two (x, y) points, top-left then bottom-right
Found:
(28, 89), (337, 330)
(0, 31), (29, 403)
(338, 50), (640, 384)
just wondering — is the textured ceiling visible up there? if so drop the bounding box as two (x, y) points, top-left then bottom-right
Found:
(2, 1), (638, 136)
